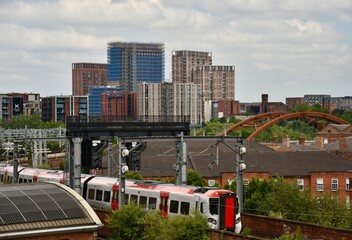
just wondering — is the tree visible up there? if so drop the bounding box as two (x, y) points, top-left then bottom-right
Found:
(125, 171), (144, 180)
(106, 201), (146, 240)
(187, 169), (206, 186)
(106, 202), (210, 240)
(155, 211), (209, 240)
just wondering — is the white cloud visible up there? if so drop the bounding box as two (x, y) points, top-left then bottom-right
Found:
(0, 0), (351, 101)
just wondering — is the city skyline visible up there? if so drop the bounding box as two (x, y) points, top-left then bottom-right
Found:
(0, 0), (351, 102)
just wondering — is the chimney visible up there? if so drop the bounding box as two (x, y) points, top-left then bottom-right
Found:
(283, 134), (290, 148)
(299, 137), (305, 145)
(261, 94), (268, 113)
(339, 137), (348, 152)
(315, 136), (324, 149)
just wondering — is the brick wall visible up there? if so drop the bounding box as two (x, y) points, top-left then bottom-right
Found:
(242, 213), (352, 239)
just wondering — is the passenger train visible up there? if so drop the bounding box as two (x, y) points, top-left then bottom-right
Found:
(0, 164), (241, 233)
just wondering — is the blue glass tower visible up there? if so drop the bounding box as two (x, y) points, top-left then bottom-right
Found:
(89, 86), (120, 116)
(107, 42), (165, 92)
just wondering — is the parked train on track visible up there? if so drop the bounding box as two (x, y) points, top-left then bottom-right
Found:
(0, 164), (241, 233)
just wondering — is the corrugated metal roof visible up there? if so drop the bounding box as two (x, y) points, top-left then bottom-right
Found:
(0, 182), (102, 237)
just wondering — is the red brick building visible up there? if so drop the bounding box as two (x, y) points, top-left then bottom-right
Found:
(317, 124), (352, 142)
(72, 63), (107, 96)
(107, 139), (352, 205)
(101, 91), (137, 119)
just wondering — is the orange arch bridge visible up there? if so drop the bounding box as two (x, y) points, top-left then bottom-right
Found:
(226, 112), (349, 141)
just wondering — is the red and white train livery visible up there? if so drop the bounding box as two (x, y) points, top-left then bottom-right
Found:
(0, 164), (241, 233)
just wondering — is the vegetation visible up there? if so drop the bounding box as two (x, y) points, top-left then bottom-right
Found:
(125, 171), (144, 180)
(106, 201), (209, 240)
(0, 113), (65, 129)
(187, 169), (207, 186)
(239, 177), (352, 229)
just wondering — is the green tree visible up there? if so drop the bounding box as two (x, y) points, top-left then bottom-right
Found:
(258, 178), (314, 222)
(187, 169), (206, 186)
(107, 202), (210, 240)
(106, 201), (146, 240)
(155, 211), (209, 240)
(125, 171), (144, 180)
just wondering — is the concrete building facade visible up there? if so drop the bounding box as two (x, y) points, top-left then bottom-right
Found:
(137, 82), (202, 126)
(72, 63), (108, 96)
(41, 95), (88, 122)
(193, 65), (235, 102)
(172, 50), (212, 84)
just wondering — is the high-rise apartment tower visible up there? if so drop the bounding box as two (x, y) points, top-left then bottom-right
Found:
(107, 42), (165, 92)
(172, 50), (212, 83)
(72, 63), (108, 95)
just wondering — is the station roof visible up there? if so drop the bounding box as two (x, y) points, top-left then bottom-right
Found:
(0, 182), (102, 239)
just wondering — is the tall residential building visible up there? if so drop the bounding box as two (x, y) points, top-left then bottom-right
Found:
(72, 63), (108, 96)
(107, 42), (165, 92)
(41, 95), (88, 122)
(137, 82), (202, 126)
(88, 86), (120, 116)
(172, 50), (212, 83)
(101, 92), (137, 119)
(193, 65), (235, 102)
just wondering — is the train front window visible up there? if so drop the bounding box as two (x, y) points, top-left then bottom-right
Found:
(209, 198), (219, 215)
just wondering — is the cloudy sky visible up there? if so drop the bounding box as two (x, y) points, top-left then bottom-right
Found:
(0, 0), (351, 102)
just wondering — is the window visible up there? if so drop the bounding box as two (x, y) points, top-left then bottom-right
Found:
(347, 196), (350, 210)
(170, 200), (179, 213)
(125, 194), (129, 204)
(347, 178), (351, 191)
(208, 180), (215, 187)
(244, 180), (249, 192)
(209, 198), (219, 215)
(88, 189), (95, 200)
(180, 202), (190, 215)
(140, 196), (147, 208)
(297, 179), (304, 191)
(331, 179), (338, 191)
(148, 197), (157, 209)
(96, 190), (103, 201)
(103, 191), (111, 202)
(130, 194), (138, 203)
(19, 178), (23, 183)
(316, 179), (324, 191)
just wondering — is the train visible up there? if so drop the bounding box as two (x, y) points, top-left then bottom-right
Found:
(0, 164), (242, 233)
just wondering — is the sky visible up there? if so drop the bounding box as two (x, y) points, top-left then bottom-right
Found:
(0, 0), (351, 102)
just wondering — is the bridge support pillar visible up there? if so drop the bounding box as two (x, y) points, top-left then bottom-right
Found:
(72, 137), (83, 194)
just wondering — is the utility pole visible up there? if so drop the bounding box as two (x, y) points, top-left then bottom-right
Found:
(118, 140), (129, 208)
(219, 137), (246, 213)
(236, 143), (246, 213)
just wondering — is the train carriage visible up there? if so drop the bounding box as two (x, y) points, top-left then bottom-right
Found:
(0, 165), (242, 233)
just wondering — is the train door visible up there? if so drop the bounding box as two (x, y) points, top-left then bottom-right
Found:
(159, 191), (169, 217)
(219, 192), (237, 231)
(111, 185), (119, 210)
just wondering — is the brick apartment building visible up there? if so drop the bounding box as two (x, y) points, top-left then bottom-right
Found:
(101, 91), (137, 119)
(72, 63), (108, 96)
(0, 93), (40, 121)
(41, 95), (88, 122)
